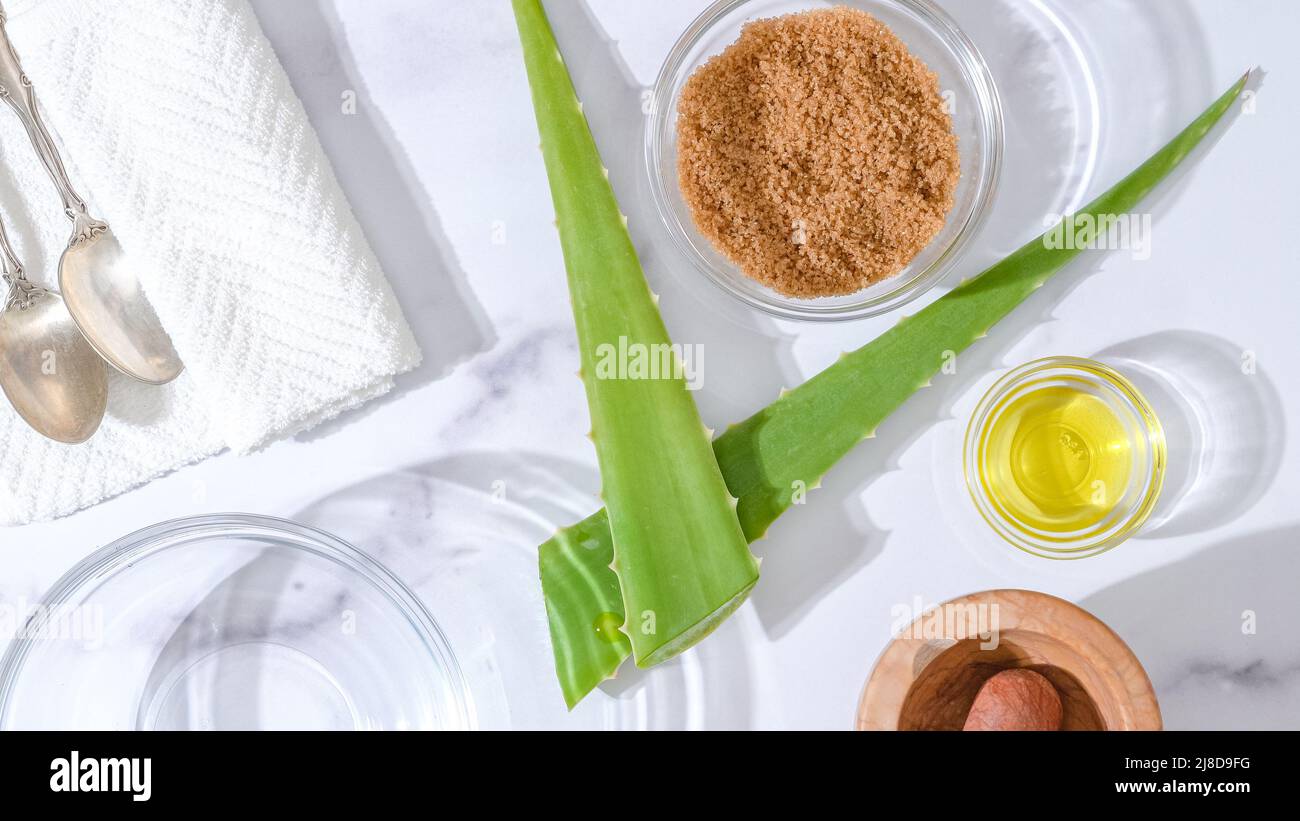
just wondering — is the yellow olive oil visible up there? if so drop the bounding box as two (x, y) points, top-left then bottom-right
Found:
(979, 386), (1133, 533)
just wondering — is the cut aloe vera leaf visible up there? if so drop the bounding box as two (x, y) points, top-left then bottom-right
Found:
(513, 0), (759, 671)
(540, 73), (1249, 707)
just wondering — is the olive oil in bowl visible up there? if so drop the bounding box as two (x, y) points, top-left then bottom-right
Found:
(965, 358), (1165, 558)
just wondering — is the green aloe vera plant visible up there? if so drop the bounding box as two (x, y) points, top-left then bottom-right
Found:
(537, 67), (1249, 707)
(513, 0), (759, 668)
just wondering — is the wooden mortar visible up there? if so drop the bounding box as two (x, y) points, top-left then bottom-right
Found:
(856, 589), (1161, 730)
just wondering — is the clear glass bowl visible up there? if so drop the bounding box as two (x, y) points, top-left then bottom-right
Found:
(645, 0), (1003, 321)
(0, 514), (474, 730)
(963, 357), (1166, 559)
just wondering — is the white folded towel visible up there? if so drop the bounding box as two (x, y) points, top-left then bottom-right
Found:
(0, 0), (420, 525)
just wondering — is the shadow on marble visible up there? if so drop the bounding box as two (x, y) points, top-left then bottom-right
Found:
(1082, 525), (1300, 730)
(1098, 330), (1285, 540)
(250, 0), (495, 441)
(953, 0), (1216, 255)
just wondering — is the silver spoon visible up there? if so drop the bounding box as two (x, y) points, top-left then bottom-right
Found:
(0, 11), (183, 385)
(0, 211), (107, 443)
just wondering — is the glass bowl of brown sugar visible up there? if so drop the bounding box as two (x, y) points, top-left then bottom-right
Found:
(646, 0), (1002, 321)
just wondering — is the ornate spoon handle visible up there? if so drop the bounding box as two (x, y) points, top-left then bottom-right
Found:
(0, 8), (96, 225)
(0, 209), (42, 310)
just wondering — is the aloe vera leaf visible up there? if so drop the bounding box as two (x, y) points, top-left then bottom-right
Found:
(513, 0), (759, 670)
(541, 73), (1249, 707)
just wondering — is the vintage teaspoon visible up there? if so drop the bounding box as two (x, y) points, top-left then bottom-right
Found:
(0, 209), (107, 443)
(0, 11), (183, 385)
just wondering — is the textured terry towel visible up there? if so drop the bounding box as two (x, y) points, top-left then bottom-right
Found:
(0, 0), (420, 525)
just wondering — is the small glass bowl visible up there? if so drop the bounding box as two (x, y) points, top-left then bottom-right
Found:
(964, 357), (1166, 559)
(645, 0), (1003, 321)
(0, 514), (474, 730)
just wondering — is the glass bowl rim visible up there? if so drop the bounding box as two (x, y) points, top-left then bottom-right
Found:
(962, 356), (1167, 559)
(644, 0), (1005, 322)
(0, 512), (476, 729)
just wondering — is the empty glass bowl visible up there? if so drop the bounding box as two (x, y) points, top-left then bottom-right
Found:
(645, 0), (1002, 321)
(0, 514), (474, 730)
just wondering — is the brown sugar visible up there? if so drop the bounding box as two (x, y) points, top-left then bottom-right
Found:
(676, 7), (959, 298)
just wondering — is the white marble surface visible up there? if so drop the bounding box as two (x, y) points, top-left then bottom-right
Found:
(2, 0), (1298, 729)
